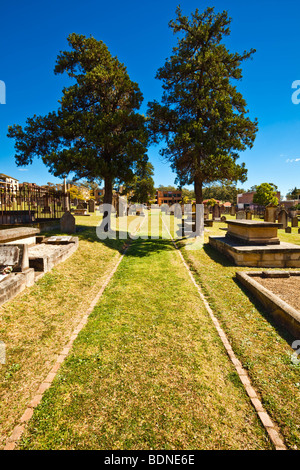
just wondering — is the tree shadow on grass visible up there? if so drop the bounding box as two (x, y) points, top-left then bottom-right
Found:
(203, 243), (236, 267)
(44, 223), (176, 258)
(124, 237), (175, 258)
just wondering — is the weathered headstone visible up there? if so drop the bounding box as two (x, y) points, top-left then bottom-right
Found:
(88, 199), (96, 213)
(212, 204), (221, 220)
(246, 211), (252, 220)
(291, 216), (299, 227)
(278, 209), (288, 229)
(285, 226), (292, 233)
(60, 211), (76, 234)
(264, 204), (277, 223)
(78, 201), (88, 210)
(236, 210), (246, 220)
(230, 206), (236, 216)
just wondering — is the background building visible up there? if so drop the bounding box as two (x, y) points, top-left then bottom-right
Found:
(0, 174), (19, 193)
(237, 191), (281, 209)
(155, 189), (182, 206)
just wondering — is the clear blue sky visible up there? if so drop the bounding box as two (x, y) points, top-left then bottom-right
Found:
(0, 0), (300, 198)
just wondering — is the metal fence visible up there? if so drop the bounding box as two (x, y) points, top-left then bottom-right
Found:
(0, 186), (69, 225)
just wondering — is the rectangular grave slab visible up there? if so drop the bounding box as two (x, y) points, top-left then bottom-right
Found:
(226, 220), (282, 245)
(44, 236), (73, 244)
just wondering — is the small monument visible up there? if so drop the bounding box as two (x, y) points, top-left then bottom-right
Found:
(264, 204), (277, 223)
(278, 209), (288, 229)
(88, 199), (96, 213)
(236, 210), (246, 220)
(230, 206), (236, 216)
(212, 204), (221, 220)
(60, 211), (76, 234)
(209, 219), (300, 268)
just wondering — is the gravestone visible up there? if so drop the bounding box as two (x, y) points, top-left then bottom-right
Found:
(212, 204), (221, 220)
(264, 204), (277, 223)
(236, 210), (246, 220)
(246, 211), (252, 220)
(60, 211), (76, 234)
(285, 226), (292, 233)
(278, 209), (288, 229)
(230, 206), (236, 216)
(88, 199), (96, 213)
(78, 201), (88, 210)
(291, 216), (299, 227)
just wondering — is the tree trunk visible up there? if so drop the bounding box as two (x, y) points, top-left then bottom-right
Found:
(194, 178), (203, 237)
(102, 177), (113, 232)
(194, 178), (203, 204)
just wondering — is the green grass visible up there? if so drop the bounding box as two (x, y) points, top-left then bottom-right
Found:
(178, 220), (300, 449)
(0, 213), (126, 448)
(18, 215), (271, 450)
(1, 212), (299, 449)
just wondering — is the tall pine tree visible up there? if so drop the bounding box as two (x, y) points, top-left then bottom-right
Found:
(147, 6), (258, 205)
(8, 33), (148, 227)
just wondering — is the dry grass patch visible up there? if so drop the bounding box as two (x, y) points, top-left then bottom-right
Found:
(0, 214), (125, 448)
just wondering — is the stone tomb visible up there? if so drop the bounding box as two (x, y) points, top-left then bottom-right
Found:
(0, 227), (39, 246)
(209, 219), (300, 268)
(0, 244), (35, 307)
(0, 227), (79, 306)
(28, 236), (79, 279)
(226, 220), (281, 245)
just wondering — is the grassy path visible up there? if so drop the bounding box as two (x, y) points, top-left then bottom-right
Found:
(17, 218), (272, 449)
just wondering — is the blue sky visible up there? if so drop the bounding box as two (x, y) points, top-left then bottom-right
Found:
(0, 0), (300, 198)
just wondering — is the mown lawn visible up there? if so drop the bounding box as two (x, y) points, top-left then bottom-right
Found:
(18, 215), (271, 450)
(179, 220), (300, 450)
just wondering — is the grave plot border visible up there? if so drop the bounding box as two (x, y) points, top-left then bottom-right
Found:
(236, 270), (300, 338)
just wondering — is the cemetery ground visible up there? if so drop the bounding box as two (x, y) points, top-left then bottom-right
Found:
(0, 212), (299, 450)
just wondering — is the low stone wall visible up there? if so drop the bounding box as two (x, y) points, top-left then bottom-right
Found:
(209, 236), (300, 268)
(236, 271), (300, 338)
(29, 237), (79, 279)
(0, 269), (35, 307)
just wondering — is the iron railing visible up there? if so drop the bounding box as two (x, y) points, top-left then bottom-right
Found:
(0, 186), (69, 225)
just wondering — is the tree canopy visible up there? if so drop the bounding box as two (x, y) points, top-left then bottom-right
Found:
(123, 157), (155, 204)
(252, 182), (279, 206)
(8, 33), (149, 209)
(147, 6), (258, 206)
